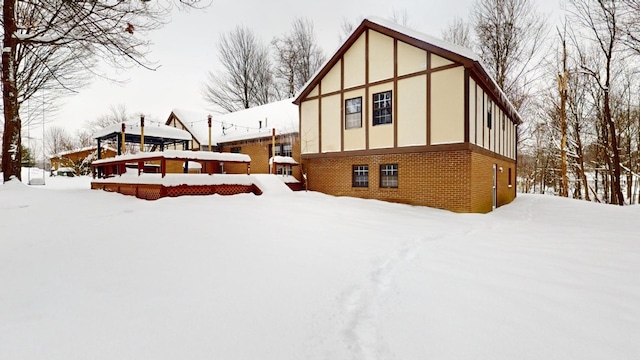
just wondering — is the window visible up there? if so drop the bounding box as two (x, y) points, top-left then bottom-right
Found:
(282, 143), (292, 157)
(487, 98), (493, 129)
(373, 91), (392, 125)
(276, 165), (293, 176)
(230, 146), (242, 153)
(508, 168), (513, 187)
(345, 97), (362, 129)
(380, 164), (398, 188)
(352, 165), (369, 187)
(269, 143), (292, 158)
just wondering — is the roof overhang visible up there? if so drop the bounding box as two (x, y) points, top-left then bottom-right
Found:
(293, 17), (522, 125)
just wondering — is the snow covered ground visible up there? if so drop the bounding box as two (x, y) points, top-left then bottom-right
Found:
(1, 173), (639, 359)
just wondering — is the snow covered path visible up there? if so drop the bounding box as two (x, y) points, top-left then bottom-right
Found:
(1, 178), (639, 359)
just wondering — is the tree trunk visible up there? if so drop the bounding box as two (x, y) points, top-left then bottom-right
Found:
(604, 88), (624, 205)
(559, 40), (569, 197)
(2, 0), (22, 182)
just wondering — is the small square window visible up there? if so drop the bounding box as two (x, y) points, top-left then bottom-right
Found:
(380, 164), (398, 188)
(373, 91), (392, 126)
(345, 97), (362, 129)
(352, 165), (369, 187)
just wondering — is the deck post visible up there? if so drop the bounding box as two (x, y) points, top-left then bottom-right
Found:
(271, 128), (276, 174)
(140, 115), (145, 152)
(120, 123), (125, 155)
(161, 158), (166, 178)
(208, 115), (212, 151)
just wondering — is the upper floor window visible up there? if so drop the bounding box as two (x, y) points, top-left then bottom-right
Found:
(269, 143), (292, 158)
(282, 143), (292, 157)
(373, 91), (392, 126)
(487, 98), (493, 129)
(345, 97), (362, 129)
(230, 146), (242, 153)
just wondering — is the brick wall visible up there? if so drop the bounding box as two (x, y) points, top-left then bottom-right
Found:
(303, 149), (516, 213)
(219, 134), (301, 180)
(470, 152), (517, 213)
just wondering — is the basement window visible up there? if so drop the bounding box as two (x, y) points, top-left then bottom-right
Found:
(345, 97), (362, 129)
(380, 164), (398, 188)
(352, 165), (369, 187)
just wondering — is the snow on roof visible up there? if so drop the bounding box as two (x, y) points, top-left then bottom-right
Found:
(91, 150), (251, 165)
(365, 16), (479, 62)
(171, 98), (298, 146)
(93, 121), (192, 141)
(184, 161), (202, 169)
(269, 156), (299, 165)
(51, 145), (117, 159)
(294, 16), (521, 123)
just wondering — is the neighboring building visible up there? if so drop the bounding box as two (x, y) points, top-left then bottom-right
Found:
(293, 17), (521, 213)
(50, 146), (117, 175)
(166, 99), (301, 180)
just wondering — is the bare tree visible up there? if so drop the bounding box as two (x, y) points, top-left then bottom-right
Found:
(45, 126), (74, 157)
(272, 18), (326, 98)
(389, 8), (412, 28)
(569, 0), (625, 205)
(2, 0), (205, 182)
(202, 26), (276, 113)
(85, 104), (131, 133)
(472, 0), (547, 109)
(621, 0), (640, 53)
(442, 17), (474, 48)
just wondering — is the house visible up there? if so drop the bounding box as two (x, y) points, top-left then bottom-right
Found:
(293, 17), (521, 213)
(166, 99), (302, 182)
(50, 145), (117, 175)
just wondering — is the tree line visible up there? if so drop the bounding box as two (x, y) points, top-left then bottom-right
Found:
(4, 0), (640, 208)
(442, 0), (640, 205)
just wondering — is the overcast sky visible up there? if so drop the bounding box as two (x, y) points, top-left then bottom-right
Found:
(42, 0), (560, 134)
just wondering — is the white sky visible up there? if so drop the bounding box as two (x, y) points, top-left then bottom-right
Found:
(48, 0), (561, 134)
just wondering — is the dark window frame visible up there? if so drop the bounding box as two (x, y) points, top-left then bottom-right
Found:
(487, 98), (493, 129)
(268, 143), (292, 160)
(372, 91), (392, 126)
(345, 97), (363, 129)
(230, 146), (242, 153)
(352, 165), (369, 188)
(380, 164), (398, 188)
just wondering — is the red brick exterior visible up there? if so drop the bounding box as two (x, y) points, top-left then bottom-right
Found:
(303, 149), (515, 213)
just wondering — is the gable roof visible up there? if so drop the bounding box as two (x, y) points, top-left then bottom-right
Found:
(93, 121), (193, 147)
(169, 98), (299, 146)
(293, 16), (521, 125)
(50, 145), (117, 159)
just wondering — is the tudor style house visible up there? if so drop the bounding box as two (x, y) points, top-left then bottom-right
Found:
(293, 17), (521, 213)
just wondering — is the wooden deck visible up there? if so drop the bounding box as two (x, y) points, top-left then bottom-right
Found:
(90, 150), (259, 200)
(91, 181), (262, 200)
